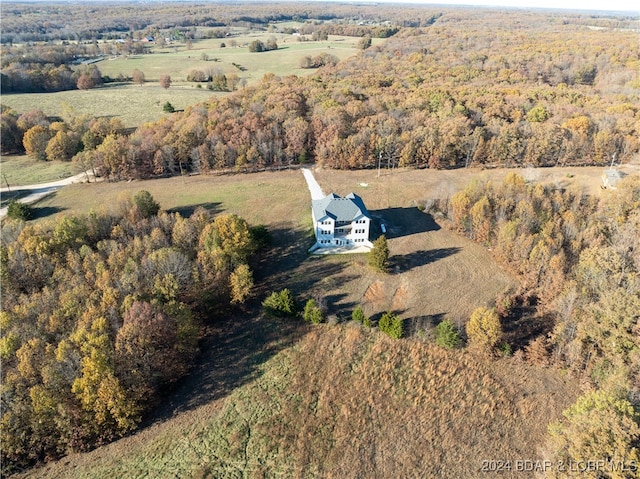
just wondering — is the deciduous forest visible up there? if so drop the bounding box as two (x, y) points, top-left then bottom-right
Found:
(1, 2), (639, 477)
(1, 195), (261, 472)
(2, 6), (638, 174)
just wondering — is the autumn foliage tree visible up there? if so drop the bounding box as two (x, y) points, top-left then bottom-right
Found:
(0, 196), (259, 474)
(132, 69), (146, 85)
(159, 74), (172, 89)
(544, 386), (640, 479)
(23, 125), (53, 160)
(466, 307), (503, 355)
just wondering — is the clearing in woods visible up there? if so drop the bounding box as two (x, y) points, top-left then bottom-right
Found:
(28, 166), (524, 322)
(15, 165), (601, 478)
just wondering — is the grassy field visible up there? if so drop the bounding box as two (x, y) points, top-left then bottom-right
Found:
(1, 86), (216, 129)
(96, 30), (379, 83)
(21, 317), (580, 479)
(0, 155), (78, 187)
(16, 165), (606, 478)
(2, 31), (378, 129)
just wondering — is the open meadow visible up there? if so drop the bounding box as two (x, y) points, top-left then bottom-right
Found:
(1, 85), (216, 130)
(19, 317), (580, 479)
(1, 30), (377, 129)
(97, 29), (378, 83)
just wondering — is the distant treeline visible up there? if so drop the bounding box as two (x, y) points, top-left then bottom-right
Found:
(3, 8), (638, 175)
(1, 2), (410, 44)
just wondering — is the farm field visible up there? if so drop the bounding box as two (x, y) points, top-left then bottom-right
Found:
(1, 85), (216, 129)
(97, 30), (379, 83)
(1, 31), (379, 128)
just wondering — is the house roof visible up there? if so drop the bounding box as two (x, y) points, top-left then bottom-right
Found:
(312, 192), (370, 222)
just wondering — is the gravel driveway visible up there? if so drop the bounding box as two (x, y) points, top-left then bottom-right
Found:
(301, 168), (325, 200)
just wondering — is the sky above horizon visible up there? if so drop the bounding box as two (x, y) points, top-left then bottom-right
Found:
(341, 0), (638, 13)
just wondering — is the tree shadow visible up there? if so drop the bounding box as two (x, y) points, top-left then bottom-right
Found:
(502, 303), (555, 351)
(403, 312), (446, 337)
(146, 312), (307, 425)
(369, 206), (441, 239)
(390, 247), (461, 273)
(31, 205), (67, 220)
(320, 291), (358, 320)
(0, 190), (30, 207)
(166, 201), (222, 217)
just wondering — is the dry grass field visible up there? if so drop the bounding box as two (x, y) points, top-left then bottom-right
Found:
(20, 317), (580, 479)
(14, 165), (620, 478)
(1, 30), (379, 129)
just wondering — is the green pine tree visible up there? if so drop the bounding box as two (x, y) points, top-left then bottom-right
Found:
(368, 235), (390, 273)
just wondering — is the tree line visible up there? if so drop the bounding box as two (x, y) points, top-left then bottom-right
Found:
(0, 107), (123, 168)
(433, 173), (640, 471)
(21, 10), (632, 179)
(0, 193), (261, 474)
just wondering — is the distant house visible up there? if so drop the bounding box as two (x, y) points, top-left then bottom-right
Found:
(311, 193), (373, 250)
(602, 168), (626, 190)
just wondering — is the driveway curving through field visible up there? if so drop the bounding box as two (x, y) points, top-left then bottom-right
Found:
(0, 171), (95, 219)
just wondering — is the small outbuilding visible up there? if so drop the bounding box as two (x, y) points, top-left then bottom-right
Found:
(601, 168), (626, 190)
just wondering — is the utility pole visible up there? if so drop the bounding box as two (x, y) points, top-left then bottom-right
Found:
(377, 151), (382, 178)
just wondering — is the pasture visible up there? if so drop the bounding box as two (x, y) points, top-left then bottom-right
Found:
(1, 85), (216, 129)
(97, 29), (374, 84)
(1, 29), (378, 129)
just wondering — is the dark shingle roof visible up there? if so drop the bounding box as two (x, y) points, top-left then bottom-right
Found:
(312, 192), (370, 222)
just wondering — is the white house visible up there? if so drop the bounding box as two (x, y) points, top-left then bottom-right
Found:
(311, 192), (373, 250)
